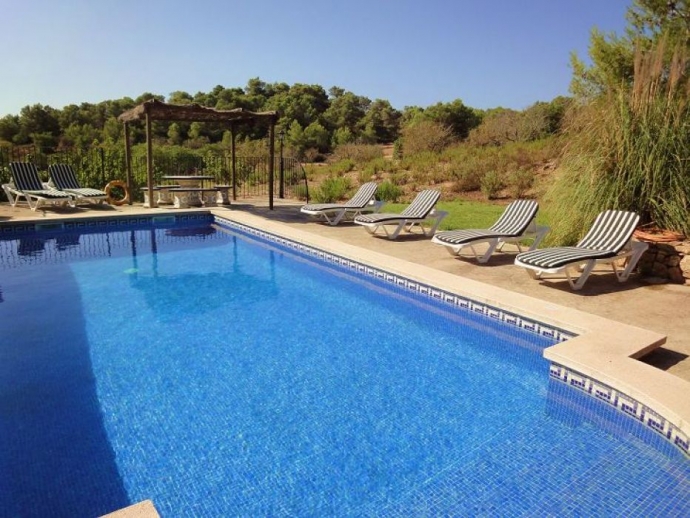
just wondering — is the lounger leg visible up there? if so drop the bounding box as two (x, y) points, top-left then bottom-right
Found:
(423, 211), (448, 236)
(530, 226), (550, 250)
(388, 221), (407, 239)
(477, 240), (500, 263)
(568, 261), (596, 290)
(613, 242), (649, 282)
(331, 209), (348, 226)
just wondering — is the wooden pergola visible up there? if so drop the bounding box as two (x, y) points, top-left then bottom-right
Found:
(118, 99), (280, 209)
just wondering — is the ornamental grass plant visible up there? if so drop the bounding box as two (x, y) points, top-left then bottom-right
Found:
(545, 38), (690, 245)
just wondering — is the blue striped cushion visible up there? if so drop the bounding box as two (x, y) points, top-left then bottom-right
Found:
(516, 210), (640, 269)
(9, 162), (44, 191)
(434, 199), (538, 245)
(355, 190), (440, 224)
(48, 164), (81, 190)
(302, 182), (378, 212)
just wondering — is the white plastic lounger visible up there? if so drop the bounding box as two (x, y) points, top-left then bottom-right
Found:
(300, 182), (382, 225)
(515, 210), (648, 290)
(4, 162), (75, 211)
(48, 164), (107, 205)
(354, 189), (447, 239)
(431, 199), (549, 263)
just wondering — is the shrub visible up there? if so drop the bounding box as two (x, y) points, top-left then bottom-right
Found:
(376, 180), (403, 202)
(331, 143), (382, 164)
(327, 158), (356, 176)
(508, 168), (535, 198)
(313, 176), (352, 203)
(400, 120), (454, 155)
(292, 184), (309, 201)
(390, 172), (409, 186)
(451, 169), (482, 192)
(480, 171), (503, 200)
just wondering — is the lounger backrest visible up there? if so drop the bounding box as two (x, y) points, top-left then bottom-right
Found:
(577, 210), (640, 252)
(9, 162), (44, 191)
(400, 190), (441, 218)
(49, 164), (81, 190)
(344, 182), (378, 208)
(489, 199), (539, 236)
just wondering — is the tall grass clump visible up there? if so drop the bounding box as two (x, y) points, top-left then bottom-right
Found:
(546, 38), (690, 244)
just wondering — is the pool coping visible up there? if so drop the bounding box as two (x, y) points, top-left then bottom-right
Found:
(211, 210), (690, 458)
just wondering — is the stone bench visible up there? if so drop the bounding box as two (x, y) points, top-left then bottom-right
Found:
(140, 185), (180, 207)
(214, 185), (231, 206)
(168, 187), (220, 208)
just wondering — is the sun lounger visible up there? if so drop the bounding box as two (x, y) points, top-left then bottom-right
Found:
(354, 189), (446, 239)
(300, 182), (382, 225)
(514, 210), (647, 290)
(4, 162), (75, 211)
(431, 199), (549, 263)
(48, 164), (107, 205)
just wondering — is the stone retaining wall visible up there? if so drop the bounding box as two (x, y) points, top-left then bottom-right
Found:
(637, 241), (690, 284)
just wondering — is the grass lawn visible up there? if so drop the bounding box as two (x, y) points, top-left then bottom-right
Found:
(381, 200), (550, 231)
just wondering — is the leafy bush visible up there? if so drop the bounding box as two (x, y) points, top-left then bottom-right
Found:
(451, 169), (482, 192)
(331, 143), (382, 164)
(313, 176), (352, 203)
(376, 180), (403, 202)
(292, 184), (309, 201)
(400, 120), (454, 155)
(390, 172), (409, 186)
(508, 168), (535, 198)
(327, 158), (355, 176)
(480, 171), (503, 200)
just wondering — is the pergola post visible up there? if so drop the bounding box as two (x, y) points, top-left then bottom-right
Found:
(145, 111), (155, 208)
(123, 122), (133, 205)
(231, 127), (237, 201)
(268, 121), (275, 210)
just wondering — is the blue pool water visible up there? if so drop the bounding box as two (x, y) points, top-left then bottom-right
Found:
(0, 220), (687, 517)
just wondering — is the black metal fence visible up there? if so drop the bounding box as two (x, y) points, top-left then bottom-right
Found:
(0, 146), (308, 203)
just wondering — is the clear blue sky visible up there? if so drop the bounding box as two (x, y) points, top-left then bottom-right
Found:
(0, 0), (631, 117)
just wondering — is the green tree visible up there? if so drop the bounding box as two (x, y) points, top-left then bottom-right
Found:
(323, 90), (370, 137)
(570, 0), (690, 99)
(423, 99), (481, 139)
(359, 99), (401, 143)
(0, 115), (20, 143)
(16, 104), (61, 147)
(168, 122), (183, 145)
(303, 121), (330, 152)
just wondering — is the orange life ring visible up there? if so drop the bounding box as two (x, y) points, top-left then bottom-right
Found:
(105, 180), (130, 206)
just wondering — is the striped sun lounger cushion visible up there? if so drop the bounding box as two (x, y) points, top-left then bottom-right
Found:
(9, 162), (72, 198)
(433, 199), (538, 245)
(48, 164), (107, 197)
(355, 189), (440, 224)
(516, 210), (640, 269)
(301, 182), (378, 212)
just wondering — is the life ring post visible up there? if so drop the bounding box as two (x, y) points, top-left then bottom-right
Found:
(105, 180), (131, 206)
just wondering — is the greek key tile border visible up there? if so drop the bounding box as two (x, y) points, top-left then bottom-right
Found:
(215, 216), (574, 344)
(0, 213), (213, 234)
(550, 364), (689, 458)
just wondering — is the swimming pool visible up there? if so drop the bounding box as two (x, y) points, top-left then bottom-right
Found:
(0, 216), (687, 517)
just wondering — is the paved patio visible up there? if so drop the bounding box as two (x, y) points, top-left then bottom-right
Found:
(1, 199), (688, 383)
